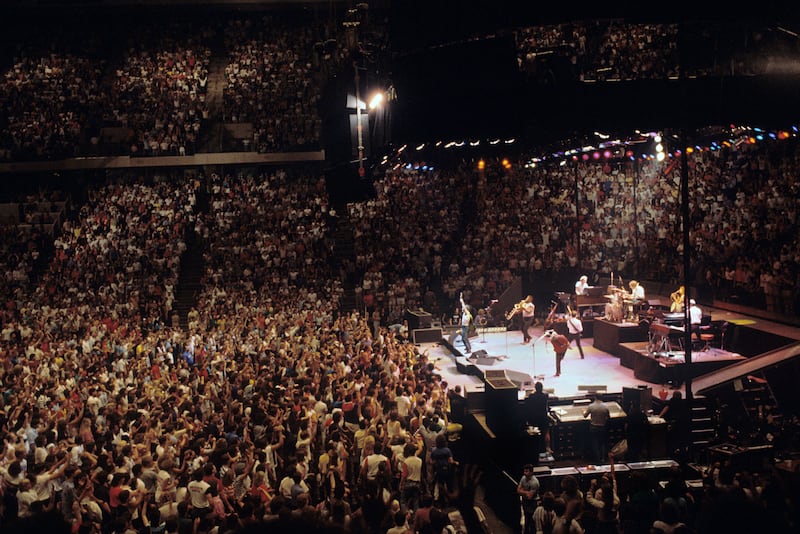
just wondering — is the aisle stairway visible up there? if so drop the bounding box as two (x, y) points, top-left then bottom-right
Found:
(199, 55), (229, 152)
(171, 184), (208, 329)
(330, 204), (358, 313)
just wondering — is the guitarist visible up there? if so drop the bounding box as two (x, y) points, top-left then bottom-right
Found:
(459, 292), (473, 354)
(566, 309), (585, 359)
(546, 330), (571, 377)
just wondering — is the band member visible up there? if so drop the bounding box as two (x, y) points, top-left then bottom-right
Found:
(628, 280), (645, 320)
(459, 292), (472, 354)
(689, 299), (703, 334)
(520, 295), (536, 344)
(575, 275), (590, 296)
(566, 310), (585, 359)
(670, 286), (685, 313)
(546, 330), (570, 377)
(629, 280), (645, 302)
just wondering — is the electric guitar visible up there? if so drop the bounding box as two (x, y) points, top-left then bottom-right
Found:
(543, 301), (559, 328)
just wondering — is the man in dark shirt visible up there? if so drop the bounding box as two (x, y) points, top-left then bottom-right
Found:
(625, 401), (649, 461)
(525, 381), (551, 453)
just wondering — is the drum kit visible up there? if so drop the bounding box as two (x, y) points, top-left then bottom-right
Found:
(603, 286), (635, 323)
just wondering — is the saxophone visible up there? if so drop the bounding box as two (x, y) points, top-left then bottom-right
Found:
(506, 300), (525, 320)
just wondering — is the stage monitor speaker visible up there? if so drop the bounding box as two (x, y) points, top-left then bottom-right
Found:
(485, 376), (519, 437)
(505, 369), (536, 391)
(578, 385), (607, 395)
(412, 327), (442, 344)
(484, 369), (508, 380)
(405, 309), (433, 330)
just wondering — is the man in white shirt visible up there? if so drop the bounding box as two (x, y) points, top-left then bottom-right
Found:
(689, 299), (703, 326)
(566, 310), (585, 359)
(575, 275), (589, 296)
(186, 471), (212, 518)
(400, 443), (423, 511)
(459, 292), (473, 354)
(520, 295), (536, 344)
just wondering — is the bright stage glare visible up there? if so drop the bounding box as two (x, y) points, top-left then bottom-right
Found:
(368, 92), (384, 110)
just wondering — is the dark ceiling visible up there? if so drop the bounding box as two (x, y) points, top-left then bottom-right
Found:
(386, 1), (800, 148)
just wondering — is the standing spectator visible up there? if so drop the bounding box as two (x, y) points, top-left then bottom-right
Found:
(586, 454), (620, 534)
(400, 442), (423, 512)
(429, 434), (455, 504)
(518, 463), (541, 534)
(533, 490), (558, 534)
(552, 497), (584, 534)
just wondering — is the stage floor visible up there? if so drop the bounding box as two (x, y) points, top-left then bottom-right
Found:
(423, 303), (800, 400)
(425, 324), (657, 399)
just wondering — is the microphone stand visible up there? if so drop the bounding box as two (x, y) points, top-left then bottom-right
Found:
(531, 331), (549, 381)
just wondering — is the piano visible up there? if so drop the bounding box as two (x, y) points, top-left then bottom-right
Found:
(662, 312), (685, 327)
(649, 322), (685, 353)
(575, 286), (608, 307)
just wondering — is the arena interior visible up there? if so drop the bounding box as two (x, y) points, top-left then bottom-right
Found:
(0, 1), (799, 534)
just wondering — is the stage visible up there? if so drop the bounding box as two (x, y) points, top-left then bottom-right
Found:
(431, 324), (662, 400)
(424, 303), (800, 401)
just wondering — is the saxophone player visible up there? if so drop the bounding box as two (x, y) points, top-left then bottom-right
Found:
(670, 286), (685, 313)
(520, 295), (536, 344)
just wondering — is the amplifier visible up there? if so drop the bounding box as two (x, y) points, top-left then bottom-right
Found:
(412, 327), (443, 344)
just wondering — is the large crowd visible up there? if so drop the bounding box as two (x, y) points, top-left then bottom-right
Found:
(515, 20), (800, 83)
(111, 23), (211, 158)
(3, 14), (798, 161)
(0, 11), (354, 162)
(221, 17), (328, 154)
(0, 137), (799, 532)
